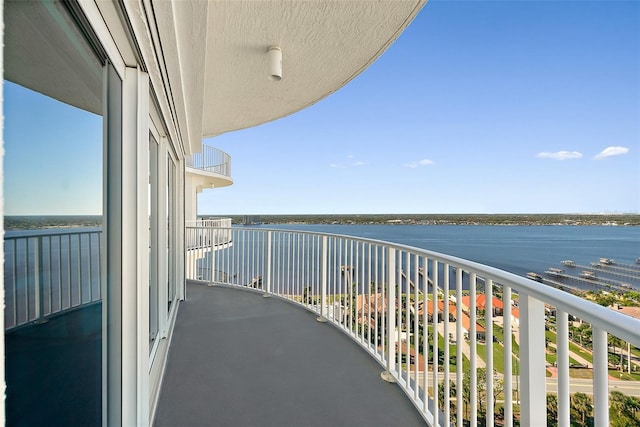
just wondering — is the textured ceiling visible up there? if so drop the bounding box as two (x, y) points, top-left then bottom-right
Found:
(4, 0), (103, 115)
(200, 1), (425, 137)
(4, 0), (425, 153)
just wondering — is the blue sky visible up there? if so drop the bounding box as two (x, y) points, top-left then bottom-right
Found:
(4, 82), (102, 215)
(4, 0), (639, 215)
(201, 0), (640, 215)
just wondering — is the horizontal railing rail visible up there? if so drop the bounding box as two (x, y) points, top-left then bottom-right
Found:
(185, 219), (233, 251)
(185, 144), (231, 178)
(2, 220), (232, 330)
(4, 228), (102, 331)
(185, 226), (640, 427)
(186, 218), (232, 229)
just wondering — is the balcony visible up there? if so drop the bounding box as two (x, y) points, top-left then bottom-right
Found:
(4, 226), (640, 426)
(153, 283), (425, 426)
(181, 226), (640, 426)
(185, 144), (233, 189)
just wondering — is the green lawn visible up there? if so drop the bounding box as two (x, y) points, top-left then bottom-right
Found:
(478, 319), (520, 353)
(545, 352), (580, 366)
(545, 329), (594, 365)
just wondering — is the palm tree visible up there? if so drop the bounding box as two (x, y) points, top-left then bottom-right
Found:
(547, 394), (558, 427)
(627, 395), (640, 416)
(438, 380), (457, 418)
(609, 335), (623, 370)
(610, 391), (640, 427)
(571, 392), (593, 427)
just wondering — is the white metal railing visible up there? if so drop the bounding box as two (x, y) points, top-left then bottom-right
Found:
(185, 227), (640, 426)
(4, 228), (102, 330)
(185, 144), (231, 177)
(186, 218), (232, 229)
(185, 218), (233, 250)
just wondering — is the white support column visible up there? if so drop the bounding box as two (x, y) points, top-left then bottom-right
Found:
(455, 268), (463, 427)
(382, 247), (396, 383)
(431, 258), (439, 427)
(469, 273), (477, 427)
(556, 310), (570, 427)
(518, 293), (546, 427)
(592, 327), (609, 426)
(317, 235), (328, 322)
(177, 160), (185, 301)
(503, 286), (513, 427)
(134, 68), (150, 426)
(0, 2), (6, 422)
(443, 264), (450, 423)
(104, 65), (150, 427)
(264, 231), (272, 298)
(485, 279), (494, 427)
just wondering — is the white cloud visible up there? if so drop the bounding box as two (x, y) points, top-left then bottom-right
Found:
(536, 151), (582, 160)
(404, 159), (434, 168)
(594, 146), (629, 160)
(329, 156), (364, 169)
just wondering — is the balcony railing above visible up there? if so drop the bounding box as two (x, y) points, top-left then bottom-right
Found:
(185, 226), (640, 427)
(185, 144), (231, 178)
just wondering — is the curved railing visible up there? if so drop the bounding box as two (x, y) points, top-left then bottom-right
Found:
(185, 144), (231, 178)
(4, 228), (102, 330)
(185, 227), (640, 426)
(185, 218), (233, 251)
(186, 218), (232, 229)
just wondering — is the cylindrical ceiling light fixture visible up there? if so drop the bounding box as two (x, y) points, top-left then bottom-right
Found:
(268, 47), (282, 81)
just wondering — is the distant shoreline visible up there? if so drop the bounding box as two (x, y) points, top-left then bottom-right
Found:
(215, 213), (640, 227)
(4, 213), (639, 230)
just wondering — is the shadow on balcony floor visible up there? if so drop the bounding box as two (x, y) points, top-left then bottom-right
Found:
(5, 303), (102, 426)
(154, 283), (425, 426)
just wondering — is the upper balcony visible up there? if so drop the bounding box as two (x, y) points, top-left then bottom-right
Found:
(185, 144), (233, 189)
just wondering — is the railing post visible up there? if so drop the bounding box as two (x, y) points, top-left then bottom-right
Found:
(381, 247), (396, 383)
(470, 273), (477, 427)
(34, 236), (43, 321)
(263, 231), (272, 298)
(485, 279), (494, 427)
(208, 227), (215, 286)
(518, 293), (546, 426)
(592, 327), (609, 426)
(557, 310), (570, 427)
(503, 286), (513, 427)
(317, 236), (328, 323)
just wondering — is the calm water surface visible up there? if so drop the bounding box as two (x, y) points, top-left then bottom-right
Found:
(250, 224), (640, 279)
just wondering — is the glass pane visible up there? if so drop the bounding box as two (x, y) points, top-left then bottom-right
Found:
(4, 2), (104, 424)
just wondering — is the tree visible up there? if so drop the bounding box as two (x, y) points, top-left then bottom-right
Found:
(609, 335), (623, 370)
(570, 392), (593, 427)
(546, 394), (558, 427)
(460, 368), (502, 425)
(610, 391), (640, 427)
(438, 380), (457, 419)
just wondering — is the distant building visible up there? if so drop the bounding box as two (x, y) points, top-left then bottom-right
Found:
(461, 294), (504, 316)
(242, 215), (261, 225)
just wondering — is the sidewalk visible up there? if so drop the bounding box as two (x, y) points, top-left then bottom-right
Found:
(437, 321), (486, 369)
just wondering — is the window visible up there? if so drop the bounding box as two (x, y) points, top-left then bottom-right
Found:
(4, 1), (104, 424)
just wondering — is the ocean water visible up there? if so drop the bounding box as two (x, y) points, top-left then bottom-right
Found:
(248, 224), (640, 280)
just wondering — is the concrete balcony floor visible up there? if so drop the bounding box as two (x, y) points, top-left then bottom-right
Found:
(154, 283), (425, 426)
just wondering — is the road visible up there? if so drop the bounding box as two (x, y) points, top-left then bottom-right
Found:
(411, 373), (640, 397)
